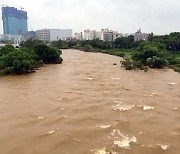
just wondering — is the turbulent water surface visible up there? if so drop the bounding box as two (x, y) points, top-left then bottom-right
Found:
(0, 49), (180, 154)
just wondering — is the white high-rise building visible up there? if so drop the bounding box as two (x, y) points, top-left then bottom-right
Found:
(74, 32), (83, 40)
(84, 29), (97, 40)
(82, 28), (122, 41)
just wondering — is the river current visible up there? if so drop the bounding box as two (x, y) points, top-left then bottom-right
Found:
(0, 49), (179, 154)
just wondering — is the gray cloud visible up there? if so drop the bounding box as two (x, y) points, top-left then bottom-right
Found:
(0, 0), (180, 35)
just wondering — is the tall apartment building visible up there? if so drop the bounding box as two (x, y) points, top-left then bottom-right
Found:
(74, 32), (83, 40)
(2, 6), (28, 35)
(84, 29), (97, 40)
(35, 29), (73, 42)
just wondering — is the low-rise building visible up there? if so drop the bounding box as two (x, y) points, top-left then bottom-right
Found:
(36, 29), (50, 42)
(134, 29), (149, 41)
(35, 29), (73, 42)
(23, 31), (36, 40)
(0, 34), (25, 44)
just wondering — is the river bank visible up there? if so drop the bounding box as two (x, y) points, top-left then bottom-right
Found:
(73, 45), (180, 73)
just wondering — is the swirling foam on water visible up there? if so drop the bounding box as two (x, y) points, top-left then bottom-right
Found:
(142, 106), (156, 110)
(111, 129), (137, 149)
(99, 125), (112, 129)
(111, 77), (121, 80)
(86, 77), (94, 80)
(113, 101), (156, 112)
(141, 144), (170, 151)
(47, 130), (55, 135)
(169, 82), (177, 85)
(113, 104), (135, 111)
(157, 144), (170, 150)
(94, 148), (106, 154)
(38, 116), (45, 120)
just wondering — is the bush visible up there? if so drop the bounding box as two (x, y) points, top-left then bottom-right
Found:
(131, 42), (169, 69)
(20, 39), (43, 49)
(0, 44), (15, 57)
(116, 52), (125, 57)
(0, 43), (63, 76)
(121, 42), (169, 71)
(84, 45), (96, 52)
(33, 43), (63, 64)
(0, 47), (36, 75)
(51, 40), (69, 49)
(147, 56), (168, 68)
(121, 57), (135, 70)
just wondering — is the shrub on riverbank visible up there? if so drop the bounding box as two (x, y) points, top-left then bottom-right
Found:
(121, 42), (170, 71)
(34, 43), (63, 64)
(0, 41), (63, 76)
(0, 45), (36, 75)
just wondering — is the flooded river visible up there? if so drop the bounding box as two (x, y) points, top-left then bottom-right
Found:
(0, 49), (180, 154)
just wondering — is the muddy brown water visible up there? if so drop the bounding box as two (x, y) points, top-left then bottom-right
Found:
(0, 49), (179, 154)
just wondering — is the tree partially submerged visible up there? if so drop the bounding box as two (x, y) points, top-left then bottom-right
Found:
(121, 42), (169, 70)
(34, 43), (63, 64)
(0, 40), (63, 76)
(0, 45), (36, 75)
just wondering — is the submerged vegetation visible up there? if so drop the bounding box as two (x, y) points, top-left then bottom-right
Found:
(0, 39), (63, 76)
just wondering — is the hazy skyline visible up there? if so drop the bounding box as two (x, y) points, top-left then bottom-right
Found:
(0, 0), (180, 35)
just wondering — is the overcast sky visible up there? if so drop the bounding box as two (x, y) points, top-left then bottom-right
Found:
(0, 0), (180, 35)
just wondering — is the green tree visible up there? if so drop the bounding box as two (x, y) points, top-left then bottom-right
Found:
(0, 44), (15, 57)
(33, 43), (63, 64)
(0, 47), (36, 75)
(132, 42), (168, 68)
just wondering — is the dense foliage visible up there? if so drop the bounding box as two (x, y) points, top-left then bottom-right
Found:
(0, 39), (63, 76)
(51, 40), (68, 49)
(149, 32), (180, 51)
(34, 43), (63, 64)
(0, 45), (36, 75)
(121, 42), (169, 70)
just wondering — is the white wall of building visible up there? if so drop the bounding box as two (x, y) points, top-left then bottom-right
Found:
(50, 29), (72, 41)
(36, 29), (73, 42)
(74, 32), (83, 40)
